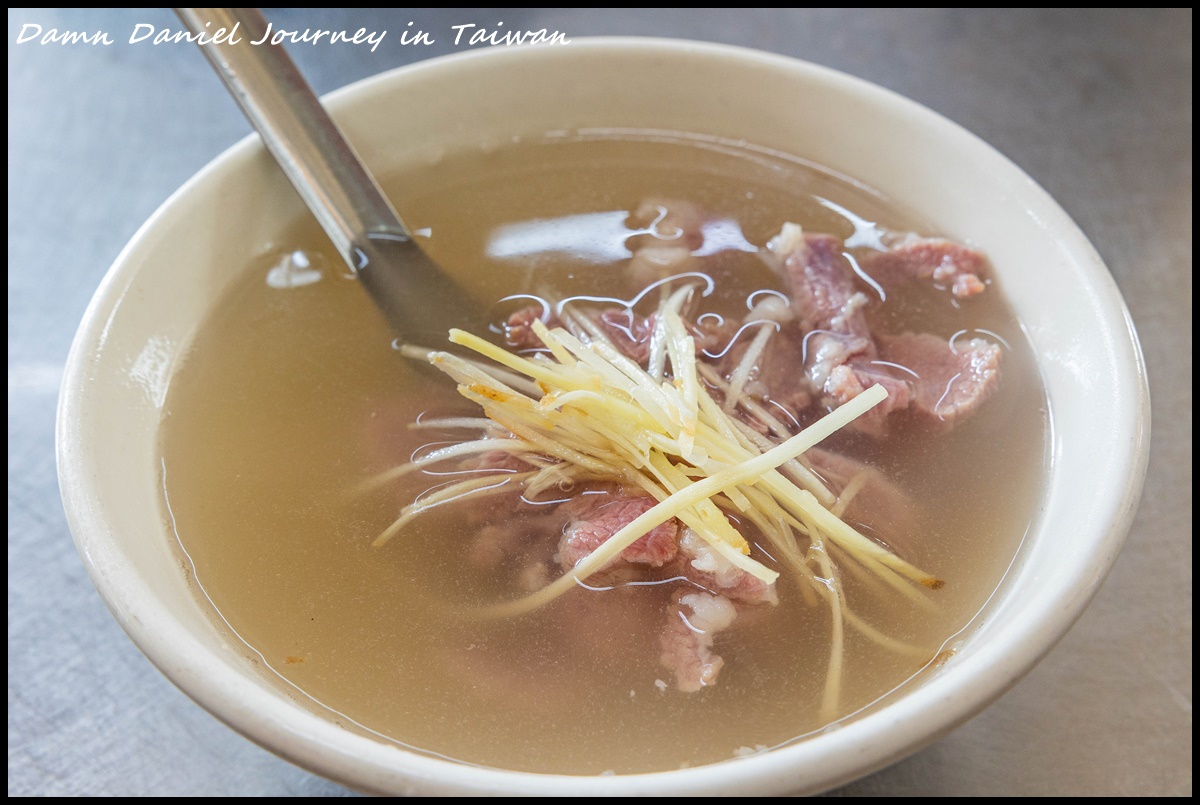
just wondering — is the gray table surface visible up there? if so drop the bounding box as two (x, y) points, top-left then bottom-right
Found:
(8, 8), (1191, 797)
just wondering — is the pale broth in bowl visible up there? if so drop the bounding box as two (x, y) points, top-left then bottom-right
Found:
(158, 133), (1046, 774)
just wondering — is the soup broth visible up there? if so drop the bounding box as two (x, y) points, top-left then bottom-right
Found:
(159, 135), (1047, 774)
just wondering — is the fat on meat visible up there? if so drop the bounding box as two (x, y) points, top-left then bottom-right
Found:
(659, 588), (739, 692)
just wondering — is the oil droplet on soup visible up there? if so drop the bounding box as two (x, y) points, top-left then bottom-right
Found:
(159, 135), (1047, 774)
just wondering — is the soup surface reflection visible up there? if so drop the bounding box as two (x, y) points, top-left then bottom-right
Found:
(159, 136), (1047, 774)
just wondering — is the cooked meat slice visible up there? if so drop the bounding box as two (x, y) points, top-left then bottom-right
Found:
(505, 304), (659, 365)
(763, 225), (1001, 434)
(628, 197), (707, 252)
(805, 446), (920, 560)
(876, 333), (1001, 427)
(862, 236), (989, 299)
(766, 226), (911, 432)
(558, 493), (680, 570)
(677, 528), (778, 606)
(628, 244), (696, 287)
(503, 305), (561, 351)
(659, 588), (738, 692)
(466, 448), (536, 473)
(468, 514), (558, 571)
(625, 198), (707, 286)
(771, 225), (870, 339)
(821, 358), (913, 436)
(594, 308), (656, 365)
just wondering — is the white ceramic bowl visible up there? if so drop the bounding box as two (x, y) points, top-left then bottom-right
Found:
(57, 39), (1149, 796)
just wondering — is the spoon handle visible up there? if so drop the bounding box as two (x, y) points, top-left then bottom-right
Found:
(175, 8), (487, 340)
(174, 7), (405, 266)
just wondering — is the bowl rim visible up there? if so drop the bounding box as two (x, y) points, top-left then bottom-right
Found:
(56, 36), (1151, 796)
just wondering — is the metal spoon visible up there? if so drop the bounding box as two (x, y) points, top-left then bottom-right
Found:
(175, 7), (483, 341)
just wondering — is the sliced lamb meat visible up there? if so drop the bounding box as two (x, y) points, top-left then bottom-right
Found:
(517, 561), (551, 593)
(595, 309), (656, 365)
(770, 224), (871, 338)
(861, 236), (989, 299)
(504, 305), (658, 364)
(876, 333), (1001, 427)
(558, 493), (680, 570)
(726, 325), (813, 422)
(628, 244), (697, 288)
(503, 305), (561, 351)
(659, 588), (738, 692)
(692, 314), (741, 359)
(506, 303), (733, 371)
(805, 447), (920, 561)
(628, 197), (707, 252)
(626, 198), (706, 286)
(468, 511), (559, 571)
(468, 523), (522, 571)
(595, 308), (736, 369)
(800, 331), (872, 395)
(677, 528), (778, 606)
(765, 225), (911, 433)
(763, 224), (1001, 434)
(468, 448), (536, 474)
(457, 451), (558, 570)
(822, 358), (913, 436)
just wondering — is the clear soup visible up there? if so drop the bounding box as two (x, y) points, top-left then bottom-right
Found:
(159, 135), (1047, 774)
